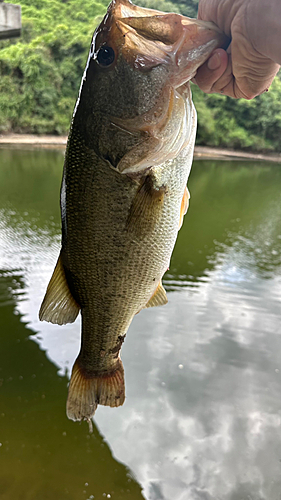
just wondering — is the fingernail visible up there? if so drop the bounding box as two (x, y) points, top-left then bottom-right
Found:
(207, 52), (221, 70)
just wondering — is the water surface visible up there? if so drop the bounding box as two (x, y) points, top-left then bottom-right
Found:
(0, 148), (281, 500)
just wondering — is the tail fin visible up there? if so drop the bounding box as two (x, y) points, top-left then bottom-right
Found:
(66, 357), (125, 422)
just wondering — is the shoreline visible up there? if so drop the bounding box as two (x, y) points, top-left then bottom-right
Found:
(1, 134), (281, 163)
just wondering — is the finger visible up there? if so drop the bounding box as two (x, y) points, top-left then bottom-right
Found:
(232, 64), (280, 99)
(229, 22), (280, 99)
(192, 48), (228, 93)
(205, 51), (238, 97)
(196, 50), (278, 99)
(194, 26), (280, 99)
(197, 0), (234, 37)
(211, 51), (250, 98)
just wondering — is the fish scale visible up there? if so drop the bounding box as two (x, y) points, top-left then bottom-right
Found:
(39, 0), (228, 423)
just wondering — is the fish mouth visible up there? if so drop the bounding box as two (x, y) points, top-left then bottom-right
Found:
(94, 0), (229, 86)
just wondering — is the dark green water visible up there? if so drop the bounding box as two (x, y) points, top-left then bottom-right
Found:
(0, 148), (281, 500)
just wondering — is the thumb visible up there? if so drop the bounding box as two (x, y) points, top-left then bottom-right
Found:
(192, 49), (229, 94)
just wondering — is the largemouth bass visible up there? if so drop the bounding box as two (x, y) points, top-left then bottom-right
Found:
(39, 0), (228, 423)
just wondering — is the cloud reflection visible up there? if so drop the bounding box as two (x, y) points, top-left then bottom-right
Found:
(1, 157), (281, 500)
(2, 225), (280, 499)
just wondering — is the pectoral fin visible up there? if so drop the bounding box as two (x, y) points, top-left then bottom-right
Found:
(39, 252), (80, 325)
(145, 281), (168, 308)
(126, 175), (166, 237)
(178, 186), (190, 229)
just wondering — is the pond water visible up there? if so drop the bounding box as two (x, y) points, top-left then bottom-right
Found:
(0, 147), (281, 500)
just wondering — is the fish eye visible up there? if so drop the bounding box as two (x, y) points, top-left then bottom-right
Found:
(96, 45), (115, 67)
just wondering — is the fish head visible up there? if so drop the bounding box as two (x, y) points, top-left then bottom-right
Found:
(94, 0), (228, 84)
(74, 0), (228, 170)
(78, 0), (228, 115)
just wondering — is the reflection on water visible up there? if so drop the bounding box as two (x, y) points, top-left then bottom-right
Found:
(0, 148), (281, 500)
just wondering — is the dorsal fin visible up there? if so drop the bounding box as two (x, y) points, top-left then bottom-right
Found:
(179, 186), (190, 229)
(39, 252), (80, 325)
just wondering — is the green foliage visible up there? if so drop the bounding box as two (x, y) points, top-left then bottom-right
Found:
(0, 0), (280, 152)
(192, 75), (281, 151)
(137, 0), (198, 16)
(171, 0), (198, 17)
(0, 0), (108, 134)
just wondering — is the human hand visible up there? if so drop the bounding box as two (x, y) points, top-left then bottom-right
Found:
(193, 0), (280, 99)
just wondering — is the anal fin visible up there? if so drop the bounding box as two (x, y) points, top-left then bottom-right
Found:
(145, 281), (168, 308)
(66, 357), (125, 422)
(39, 252), (80, 325)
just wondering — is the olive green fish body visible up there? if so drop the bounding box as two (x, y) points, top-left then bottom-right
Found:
(39, 0), (228, 422)
(62, 121), (192, 370)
